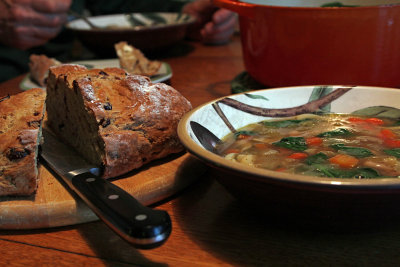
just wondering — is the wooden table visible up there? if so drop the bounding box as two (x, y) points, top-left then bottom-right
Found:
(2, 35), (400, 266)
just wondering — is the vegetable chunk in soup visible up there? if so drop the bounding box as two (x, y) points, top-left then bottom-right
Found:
(217, 114), (400, 179)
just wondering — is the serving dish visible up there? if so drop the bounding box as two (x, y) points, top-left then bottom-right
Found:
(66, 12), (196, 56)
(178, 85), (400, 222)
(214, 0), (400, 88)
(20, 58), (172, 91)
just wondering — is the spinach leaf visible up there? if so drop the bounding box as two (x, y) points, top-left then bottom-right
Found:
(272, 137), (307, 151)
(263, 118), (313, 128)
(384, 148), (400, 158)
(305, 152), (328, 165)
(317, 128), (352, 138)
(330, 144), (373, 158)
(352, 168), (381, 179)
(307, 164), (380, 178)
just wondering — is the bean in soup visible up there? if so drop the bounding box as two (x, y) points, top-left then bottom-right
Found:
(217, 114), (400, 179)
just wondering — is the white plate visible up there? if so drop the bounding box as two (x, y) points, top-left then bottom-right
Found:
(20, 59), (172, 90)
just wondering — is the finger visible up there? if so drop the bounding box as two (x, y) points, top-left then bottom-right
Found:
(11, 5), (68, 27)
(6, 33), (50, 50)
(202, 14), (236, 37)
(201, 19), (236, 44)
(18, 24), (63, 39)
(212, 9), (236, 25)
(7, 24), (63, 49)
(12, 0), (72, 14)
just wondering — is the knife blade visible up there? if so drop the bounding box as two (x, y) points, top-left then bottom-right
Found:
(40, 128), (172, 249)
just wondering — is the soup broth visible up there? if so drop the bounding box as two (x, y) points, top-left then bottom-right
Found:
(217, 114), (400, 179)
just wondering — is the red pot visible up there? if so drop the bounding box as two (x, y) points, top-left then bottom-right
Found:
(214, 0), (400, 87)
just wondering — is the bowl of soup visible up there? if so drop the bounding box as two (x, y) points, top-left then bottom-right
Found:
(213, 0), (400, 88)
(66, 12), (195, 56)
(178, 86), (400, 222)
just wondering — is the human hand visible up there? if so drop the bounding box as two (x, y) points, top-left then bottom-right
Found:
(183, 0), (237, 45)
(0, 0), (72, 50)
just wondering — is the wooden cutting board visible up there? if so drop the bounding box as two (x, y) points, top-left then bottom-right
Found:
(0, 153), (206, 229)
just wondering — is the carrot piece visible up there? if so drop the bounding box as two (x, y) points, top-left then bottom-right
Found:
(275, 167), (286, 172)
(348, 117), (365, 123)
(237, 134), (251, 140)
(384, 138), (400, 148)
(329, 154), (359, 168)
(380, 129), (396, 139)
(225, 148), (240, 154)
(365, 117), (384, 125)
(306, 137), (323, 146)
(254, 143), (268, 149)
(287, 152), (308, 160)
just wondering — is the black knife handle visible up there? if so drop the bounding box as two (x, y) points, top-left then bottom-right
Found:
(70, 172), (172, 249)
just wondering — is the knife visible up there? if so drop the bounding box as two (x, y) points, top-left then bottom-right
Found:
(40, 128), (172, 249)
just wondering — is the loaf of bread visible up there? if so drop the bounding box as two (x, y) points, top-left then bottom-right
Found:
(46, 64), (191, 178)
(29, 54), (61, 87)
(0, 88), (46, 196)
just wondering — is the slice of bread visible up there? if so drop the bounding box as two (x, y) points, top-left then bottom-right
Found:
(29, 54), (61, 87)
(115, 42), (162, 76)
(46, 64), (191, 178)
(0, 88), (46, 196)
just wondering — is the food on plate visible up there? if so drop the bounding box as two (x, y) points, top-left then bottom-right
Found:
(217, 113), (400, 178)
(0, 88), (46, 196)
(114, 41), (162, 76)
(28, 54), (61, 87)
(46, 64), (191, 178)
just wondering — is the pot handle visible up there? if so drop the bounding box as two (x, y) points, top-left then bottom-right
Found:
(213, 0), (255, 18)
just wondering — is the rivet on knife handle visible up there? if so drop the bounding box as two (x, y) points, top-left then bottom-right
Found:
(70, 171), (172, 249)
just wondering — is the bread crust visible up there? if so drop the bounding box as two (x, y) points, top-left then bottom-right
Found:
(46, 65), (191, 178)
(29, 54), (61, 87)
(0, 88), (46, 196)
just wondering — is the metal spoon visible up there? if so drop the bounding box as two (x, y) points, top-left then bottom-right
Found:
(190, 121), (221, 154)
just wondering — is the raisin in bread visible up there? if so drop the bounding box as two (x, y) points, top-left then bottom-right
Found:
(0, 88), (46, 196)
(115, 42), (162, 76)
(46, 64), (191, 178)
(29, 54), (61, 87)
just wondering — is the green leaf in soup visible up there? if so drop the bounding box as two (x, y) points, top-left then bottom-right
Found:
(352, 168), (381, 179)
(317, 128), (352, 138)
(384, 148), (400, 158)
(330, 144), (373, 158)
(305, 164), (380, 178)
(305, 152), (328, 165)
(328, 167), (380, 179)
(303, 164), (336, 177)
(244, 93), (269, 101)
(352, 106), (400, 120)
(263, 118), (313, 128)
(272, 137), (307, 151)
